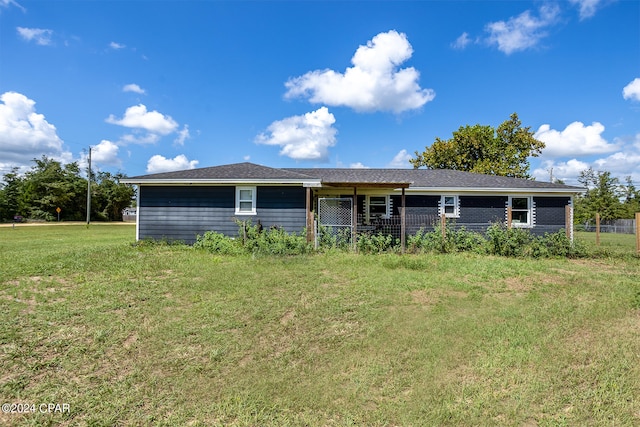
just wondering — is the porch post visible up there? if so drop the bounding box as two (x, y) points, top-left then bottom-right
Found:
(306, 187), (313, 243)
(401, 187), (406, 254)
(353, 186), (357, 250)
(565, 204), (572, 242)
(636, 212), (640, 255)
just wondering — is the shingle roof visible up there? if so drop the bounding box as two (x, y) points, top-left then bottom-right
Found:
(290, 167), (583, 190)
(123, 162), (584, 192)
(126, 162), (314, 181)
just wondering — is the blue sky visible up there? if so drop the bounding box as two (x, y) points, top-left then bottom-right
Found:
(1, 0), (639, 184)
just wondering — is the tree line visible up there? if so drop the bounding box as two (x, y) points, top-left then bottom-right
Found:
(574, 168), (640, 224)
(0, 156), (135, 222)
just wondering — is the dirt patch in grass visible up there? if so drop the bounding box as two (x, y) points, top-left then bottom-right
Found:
(280, 309), (296, 325)
(409, 288), (469, 307)
(410, 289), (438, 306)
(501, 276), (532, 293)
(568, 258), (624, 273)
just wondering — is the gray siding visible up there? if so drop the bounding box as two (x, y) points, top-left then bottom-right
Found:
(140, 186), (234, 208)
(257, 186), (306, 209)
(531, 196), (570, 235)
(458, 196), (507, 227)
(139, 206), (238, 243)
(138, 185), (306, 244)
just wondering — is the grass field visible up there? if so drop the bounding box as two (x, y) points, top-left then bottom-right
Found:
(1, 224), (639, 426)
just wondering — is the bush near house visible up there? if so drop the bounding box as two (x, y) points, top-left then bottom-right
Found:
(194, 220), (587, 258)
(195, 220), (312, 256)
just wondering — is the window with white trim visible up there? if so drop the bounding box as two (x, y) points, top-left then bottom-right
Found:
(235, 186), (256, 215)
(440, 195), (459, 218)
(509, 196), (533, 227)
(367, 195), (389, 220)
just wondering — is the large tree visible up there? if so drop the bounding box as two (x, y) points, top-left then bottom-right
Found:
(410, 113), (545, 179)
(0, 168), (25, 220)
(574, 168), (625, 223)
(19, 156), (87, 221)
(93, 171), (135, 221)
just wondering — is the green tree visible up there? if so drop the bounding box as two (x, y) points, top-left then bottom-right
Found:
(0, 168), (26, 221)
(93, 172), (135, 221)
(574, 168), (625, 224)
(20, 157), (87, 221)
(410, 113), (545, 178)
(622, 176), (640, 218)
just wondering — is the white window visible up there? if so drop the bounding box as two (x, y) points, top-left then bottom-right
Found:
(509, 196), (533, 227)
(236, 186), (256, 215)
(440, 195), (459, 218)
(367, 195), (389, 220)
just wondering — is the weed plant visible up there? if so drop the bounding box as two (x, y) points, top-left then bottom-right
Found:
(194, 220), (588, 258)
(195, 220), (312, 256)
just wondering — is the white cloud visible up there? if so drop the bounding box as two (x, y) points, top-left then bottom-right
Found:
(123, 84), (146, 95)
(120, 133), (160, 145)
(174, 125), (190, 146)
(533, 159), (591, 183)
(146, 154), (199, 173)
(349, 162), (369, 169)
(0, 91), (72, 174)
(485, 4), (560, 54)
(109, 41), (126, 50)
(534, 121), (619, 157)
(593, 151), (640, 175)
(569, 0), (604, 20)
(255, 107), (337, 161)
(387, 149), (413, 168)
(284, 30), (435, 114)
(17, 27), (53, 46)
(91, 140), (121, 167)
(533, 132), (640, 184)
(1, 0), (26, 12)
(451, 32), (471, 50)
(623, 78), (640, 102)
(106, 104), (178, 135)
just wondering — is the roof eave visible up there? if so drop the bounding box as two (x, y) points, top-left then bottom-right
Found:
(407, 186), (585, 194)
(321, 182), (412, 189)
(120, 178), (322, 186)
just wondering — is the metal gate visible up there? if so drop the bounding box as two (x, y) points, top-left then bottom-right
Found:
(317, 197), (353, 247)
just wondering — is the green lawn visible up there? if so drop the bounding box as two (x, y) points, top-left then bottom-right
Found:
(575, 230), (639, 257)
(1, 224), (639, 426)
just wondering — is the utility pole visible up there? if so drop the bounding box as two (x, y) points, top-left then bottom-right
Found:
(86, 147), (92, 225)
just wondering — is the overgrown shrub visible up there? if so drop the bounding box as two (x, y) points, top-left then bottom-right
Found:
(317, 226), (352, 251)
(193, 231), (244, 255)
(239, 220), (312, 256)
(541, 230), (588, 258)
(193, 219), (586, 259)
(194, 221), (312, 255)
(407, 224), (487, 254)
(406, 222), (586, 258)
(485, 223), (534, 257)
(356, 232), (399, 254)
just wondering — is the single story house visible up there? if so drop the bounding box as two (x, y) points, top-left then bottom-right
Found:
(121, 162), (584, 245)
